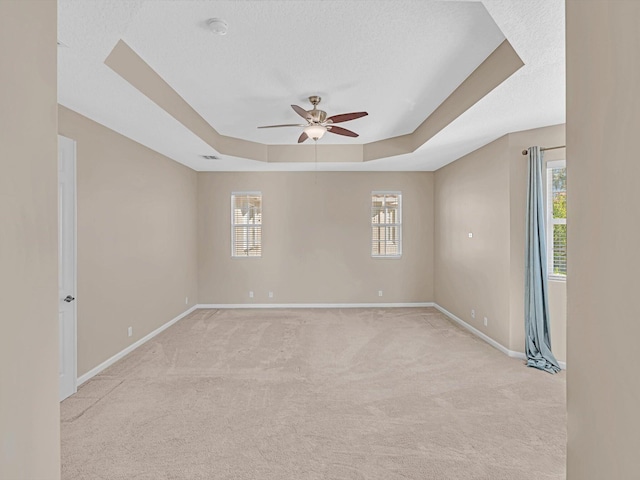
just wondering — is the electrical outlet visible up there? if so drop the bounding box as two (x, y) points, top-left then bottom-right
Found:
(378, 290), (383, 297)
(249, 291), (254, 298)
(483, 317), (488, 327)
(185, 296), (188, 305)
(268, 292), (273, 298)
(128, 326), (132, 337)
(471, 309), (475, 319)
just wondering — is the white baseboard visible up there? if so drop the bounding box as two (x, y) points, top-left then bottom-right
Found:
(77, 305), (198, 386)
(196, 302), (435, 309)
(433, 303), (566, 370)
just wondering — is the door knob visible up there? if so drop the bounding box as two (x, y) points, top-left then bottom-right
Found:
(64, 295), (75, 303)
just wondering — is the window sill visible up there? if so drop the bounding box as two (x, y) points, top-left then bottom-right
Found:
(372, 255), (402, 259)
(548, 275), (566, 283)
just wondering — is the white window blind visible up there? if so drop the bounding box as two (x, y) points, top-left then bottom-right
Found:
(546, 161), (566, 278)
(371, 192), (402, 257)
(231, 192), (262, 257)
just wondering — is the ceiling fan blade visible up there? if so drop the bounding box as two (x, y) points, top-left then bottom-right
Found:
(257, 124), (305, 129)
(297, 132), (309, 143)
(327, 125), (359, 137)
(326, 112), (368, 124)
(291, 104), (311, 120)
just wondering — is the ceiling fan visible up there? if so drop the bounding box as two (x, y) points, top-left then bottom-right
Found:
(258, 96), (368, 143)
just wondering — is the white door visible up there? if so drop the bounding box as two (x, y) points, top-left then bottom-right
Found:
(59, 135), (77, 401)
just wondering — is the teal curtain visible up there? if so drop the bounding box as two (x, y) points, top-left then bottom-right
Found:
(525, 147), (561, 374)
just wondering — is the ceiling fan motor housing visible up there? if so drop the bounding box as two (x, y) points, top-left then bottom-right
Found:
(307, 96), (327, 123)
(309, 109), (327, 123)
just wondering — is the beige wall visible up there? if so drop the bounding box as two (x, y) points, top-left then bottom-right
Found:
(198, 172), (434, 304)
(59, 107), (199, 377)
(435, 135), (512, 347)
(0, 1), (60, 478)
(434, 125), (566, 362)
(566, 2), (640, 477)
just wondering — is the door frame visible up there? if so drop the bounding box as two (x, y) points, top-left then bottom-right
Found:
(59, 134), (77, 401)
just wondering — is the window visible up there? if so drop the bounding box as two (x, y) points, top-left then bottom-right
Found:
(371, 192), (402, 257)
(547, 161), (566, 278)
(231, 192), (262, 257)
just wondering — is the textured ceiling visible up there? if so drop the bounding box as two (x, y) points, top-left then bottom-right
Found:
(57, 0), (565, 171)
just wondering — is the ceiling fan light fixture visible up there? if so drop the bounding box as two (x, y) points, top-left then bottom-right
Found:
(304, 124), (326, 141)
(258, 97), (367, 143)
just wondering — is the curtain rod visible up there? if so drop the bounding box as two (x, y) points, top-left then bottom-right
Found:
(521, 145), (566, 155)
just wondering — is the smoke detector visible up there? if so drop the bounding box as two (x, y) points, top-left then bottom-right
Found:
(206, 18), (228, 36)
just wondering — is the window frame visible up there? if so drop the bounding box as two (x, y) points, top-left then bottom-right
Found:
(371, 191), (402, 259)
(231, 191), (262, 258)
(546, 160), (566, 281)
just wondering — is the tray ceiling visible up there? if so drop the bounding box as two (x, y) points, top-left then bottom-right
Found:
(58, 0), (565, 171)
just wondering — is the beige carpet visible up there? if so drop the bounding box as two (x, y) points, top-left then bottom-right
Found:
(61, 308), (566, 479)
